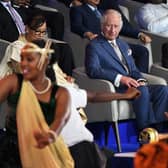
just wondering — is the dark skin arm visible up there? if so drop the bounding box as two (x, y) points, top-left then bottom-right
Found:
(87, 87), (140, 103)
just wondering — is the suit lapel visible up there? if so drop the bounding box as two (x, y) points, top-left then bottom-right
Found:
(99, 36), (126, 67)
(98, 36), (130, 73)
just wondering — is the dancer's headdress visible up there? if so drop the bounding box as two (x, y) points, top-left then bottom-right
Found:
(21, 39), (54, 70)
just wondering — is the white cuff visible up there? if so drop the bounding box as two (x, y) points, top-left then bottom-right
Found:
(114, 74), (122, 87)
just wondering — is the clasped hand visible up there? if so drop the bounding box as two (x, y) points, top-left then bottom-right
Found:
(121, 76), (147, 88)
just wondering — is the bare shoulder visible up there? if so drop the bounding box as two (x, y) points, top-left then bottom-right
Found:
(55, 86), (70, 99)
(0, 74), (20, 93)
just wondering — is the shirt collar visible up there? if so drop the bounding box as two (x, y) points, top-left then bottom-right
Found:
(108, 40), (116, 46)
(87, 4), (97, 11)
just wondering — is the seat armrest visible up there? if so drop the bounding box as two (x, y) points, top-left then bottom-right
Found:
(72, 67), (119, 122)
(150, 63), (168, 83)
(142, 73), (167, 85)
(73, 67), (116, 92)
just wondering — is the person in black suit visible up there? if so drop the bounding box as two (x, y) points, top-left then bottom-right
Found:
(70, 0), (152, 73)
(0, 0), (25, 42)
(12, 0), (65, 40)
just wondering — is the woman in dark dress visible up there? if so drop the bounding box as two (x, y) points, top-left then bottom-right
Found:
(0, 39), (73, 167)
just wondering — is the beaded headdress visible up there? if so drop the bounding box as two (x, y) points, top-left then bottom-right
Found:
(21, 39), (54, 70)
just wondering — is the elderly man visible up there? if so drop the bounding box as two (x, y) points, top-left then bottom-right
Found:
(85, 9), (168, 131)
(70, 0), (151, 73)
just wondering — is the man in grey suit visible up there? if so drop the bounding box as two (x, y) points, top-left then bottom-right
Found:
(85, 9), (168, 131)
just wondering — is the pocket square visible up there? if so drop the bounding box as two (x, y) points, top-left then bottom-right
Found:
(127, 49), (132, 56)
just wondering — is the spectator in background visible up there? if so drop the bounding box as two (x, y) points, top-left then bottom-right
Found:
(12, 0), (64, 40)
(70, 0), (151, 73)
(135, 2), (168, 36)
(0, 0), (25, 42)
(0, 12), (74, 79)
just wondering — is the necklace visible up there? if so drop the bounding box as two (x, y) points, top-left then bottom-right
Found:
(29, 77), (51, 94)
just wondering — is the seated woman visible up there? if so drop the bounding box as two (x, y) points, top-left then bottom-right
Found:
(0, 12), (74, 79)
(135, 2), (168, 36)
(0, 39), (140, 167)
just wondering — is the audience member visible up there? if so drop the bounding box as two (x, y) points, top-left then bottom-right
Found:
(70, 0), (151, 73)
(135, 3), (168, 36)
(85, 9), (168, 131)
(0, 12), (74, 79)
(12, 0), (64, 40)
(0, 0), (25, 42)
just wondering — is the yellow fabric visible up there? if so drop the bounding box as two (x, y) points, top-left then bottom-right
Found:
(16, 80), (74, 168)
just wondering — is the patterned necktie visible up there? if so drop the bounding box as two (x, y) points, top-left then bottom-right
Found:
(111, 42), (129, 73)
(6, 3), (25, 34)
(94, 8), (101, 18)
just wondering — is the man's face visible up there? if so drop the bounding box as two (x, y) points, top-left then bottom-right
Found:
(86, 0), (100, 6)
(102, 13), (121, 41)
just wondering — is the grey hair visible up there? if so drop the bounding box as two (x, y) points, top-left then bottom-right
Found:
(100, 9), (123, 30)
